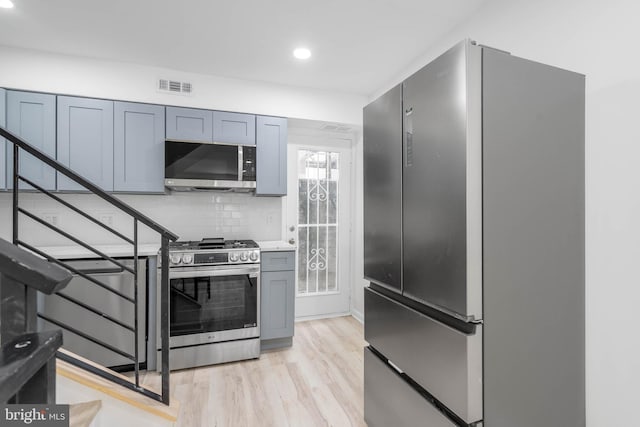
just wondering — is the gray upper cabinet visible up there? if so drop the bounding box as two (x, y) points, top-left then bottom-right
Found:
(213, 111), (255, 145)
(0, 88), (5, 190)
(114, 102), (165, 193)
(166, 106), (212, 142)
(6, 90), (57, 191)
(256, 115), (287, 196)
(57, 96), (114, 192)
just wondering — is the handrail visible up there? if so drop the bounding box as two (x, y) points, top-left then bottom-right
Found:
(3, 123), (176, 405)
(19, 175), (135, 245)
(17, 241), (136, 303)
(18, 208), (136, 274)
(0, 126), (178, 241)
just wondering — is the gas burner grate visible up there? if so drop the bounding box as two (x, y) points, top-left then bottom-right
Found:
(198, 237), (225, 249)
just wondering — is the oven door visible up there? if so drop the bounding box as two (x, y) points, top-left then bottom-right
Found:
(167, 264), (260, 347)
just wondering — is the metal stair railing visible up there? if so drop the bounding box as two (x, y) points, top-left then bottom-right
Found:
(0, 126), (178, 405)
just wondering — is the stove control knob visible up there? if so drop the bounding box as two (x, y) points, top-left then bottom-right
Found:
(229, 252), (239, 262)
(249, 251), (259, 262)
(170, 254), (182, 265)
(182, 253), (194, 265)
(240, 251), (249, 262)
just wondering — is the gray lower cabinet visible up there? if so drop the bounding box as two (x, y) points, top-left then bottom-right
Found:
(6, 90), (57, 190)
(213, 111), (255, 145)
(0, 88), (5, 190)
(261, 250), (295, 350)
(166, 106), (212, 142)
(57, 96), (114, 191)
(114, 102), (165, 193)
(256, 116), (287, 196)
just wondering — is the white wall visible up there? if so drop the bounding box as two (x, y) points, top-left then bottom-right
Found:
(365, 0), (640, 425)
(0, 46), (366, 125)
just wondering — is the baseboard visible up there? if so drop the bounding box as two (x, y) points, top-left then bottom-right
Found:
(351, 308), (364, 324)
(261, 337), (293, 351)
(295, 311), (351, 322)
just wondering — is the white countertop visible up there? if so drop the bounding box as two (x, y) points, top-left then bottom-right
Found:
(34, 243), (161, 260)
(257, 240), (297, 252)
(34, 241), (294, 259)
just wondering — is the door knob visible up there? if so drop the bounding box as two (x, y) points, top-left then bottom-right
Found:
(289, 225), (295, 232)
(288, 238), (295, 245)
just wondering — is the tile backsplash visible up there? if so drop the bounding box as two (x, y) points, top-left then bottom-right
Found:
(0, 191), (282, 247)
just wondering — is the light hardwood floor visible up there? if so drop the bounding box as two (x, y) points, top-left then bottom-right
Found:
(138, 315), (367, 427)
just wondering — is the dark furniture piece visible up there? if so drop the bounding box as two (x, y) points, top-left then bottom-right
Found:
(0, 237), (72, 403)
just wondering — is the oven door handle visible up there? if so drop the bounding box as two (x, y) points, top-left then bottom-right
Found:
(169, 269), (259, 279)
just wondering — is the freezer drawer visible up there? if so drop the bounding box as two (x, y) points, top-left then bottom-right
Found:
(365, 347), (457, 427)
(365, 286), (482, 424)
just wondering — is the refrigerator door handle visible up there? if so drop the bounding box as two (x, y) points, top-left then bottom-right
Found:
(404, 107), (413, 167)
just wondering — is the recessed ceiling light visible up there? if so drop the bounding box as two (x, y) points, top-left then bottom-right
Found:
(0, 0), (14, 9)
(293, 47), (311, 60)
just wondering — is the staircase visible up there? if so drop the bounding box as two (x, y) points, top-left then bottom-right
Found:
(0, 125), (178, 413)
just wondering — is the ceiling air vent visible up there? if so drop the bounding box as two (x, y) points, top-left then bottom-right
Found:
(321, 124), (339, 131)
(320, 123), (352, 133)
(158, 78), (193, 96)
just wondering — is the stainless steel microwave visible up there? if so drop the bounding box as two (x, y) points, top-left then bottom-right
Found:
(164, 141), (256, 191)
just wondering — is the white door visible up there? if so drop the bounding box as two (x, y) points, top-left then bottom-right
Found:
(286, 136), (352, 319)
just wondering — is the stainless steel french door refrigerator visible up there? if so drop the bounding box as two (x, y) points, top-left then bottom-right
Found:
(363, 40), (584, 427)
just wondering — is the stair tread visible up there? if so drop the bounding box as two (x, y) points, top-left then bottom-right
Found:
(69, 400), (102, 427)
(56, 351), (179, 422)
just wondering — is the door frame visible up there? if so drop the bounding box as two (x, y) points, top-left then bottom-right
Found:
(283, 126), (355, 321)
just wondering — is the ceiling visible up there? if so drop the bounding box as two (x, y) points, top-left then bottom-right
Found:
(0, 0), (486, 96)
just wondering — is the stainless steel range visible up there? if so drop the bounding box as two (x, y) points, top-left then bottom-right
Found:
(156, 237), (260, 371)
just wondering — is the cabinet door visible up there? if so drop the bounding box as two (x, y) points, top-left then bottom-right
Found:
(261, 251), (296, 272)
(0, 88), (5, 190)
(114, 102), (165, 193)
(57, 96), (114, 191)
(6, 91), (57, 190)
(261, 270), (295, 340)
(166, 106), (212, 142)
(256, 115), (287, 196)
(213, 111), (255, 145)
